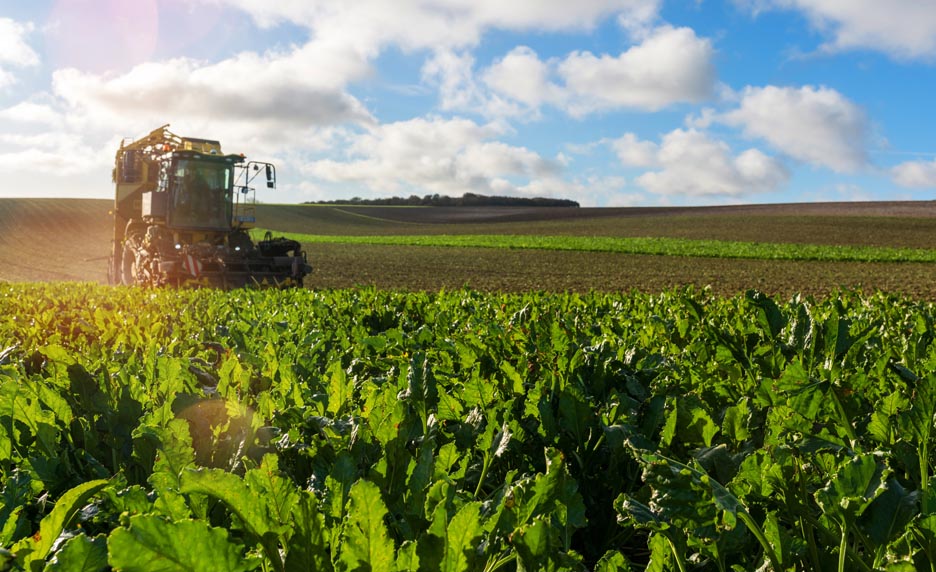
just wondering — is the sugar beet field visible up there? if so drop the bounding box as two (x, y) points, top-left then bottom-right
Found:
(4, 199), (936, 570)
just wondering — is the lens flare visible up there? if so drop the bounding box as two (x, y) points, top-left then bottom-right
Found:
(47, 0), (159, 73)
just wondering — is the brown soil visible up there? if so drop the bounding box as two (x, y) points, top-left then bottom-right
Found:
(0, 198), (111, 282)
(335, 200), (936, 224)
(3, 198), (936, 297)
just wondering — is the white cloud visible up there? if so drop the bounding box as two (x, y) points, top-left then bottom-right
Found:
(0, 19), (39, 67)
(0, 18), (39, 90)
(428, 25), (715, 118)
(619, 129), (789, 197)
(302, 116), (564, 197)
(422, 50), (528, 119)
(0, 102), (65, 127)
(558, 26), (715, 115)
(506, 173), (642, 207)
(0, 132), (113, 176)
(738, 0), (936, 60)
(613, 133), (660, 167)
(207, 0), (658, 50)
(2, 38), (376, 199)
(41, 0), (662, 160)
(52, 47), (373, 128)
(617, 0), (663, 36)
(719, 85), (867, 173)
(482, 47), (559, 110)
(423, 50), (482, 111)
(201, 0), (697, 120)
(892, 159), (936, 188)
(0, 70), (15, 91)
(458, 141), (559, 179)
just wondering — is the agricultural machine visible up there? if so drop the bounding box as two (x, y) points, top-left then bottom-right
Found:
(108, 125), (311, 288)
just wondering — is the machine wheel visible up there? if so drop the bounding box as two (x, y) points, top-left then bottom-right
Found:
(119, 221), (147, 286)
(120, 243), (139, 285)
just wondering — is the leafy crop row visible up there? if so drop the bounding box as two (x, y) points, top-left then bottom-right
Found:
(2, 283), (936, 570)
(254, 229), (936, 263)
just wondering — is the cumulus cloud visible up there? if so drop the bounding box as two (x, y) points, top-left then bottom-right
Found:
(426, 25), (715, 118)
(422, 50), (528, 118)
(737, 0), (936, 60)
(204, 0), (701, 120)
(892, 159), (936, 188)
(613, 133), (659, 167)
(516, 174), (640, 206)
(302, 116), (564, 197)
(482, 47), (560, 110)
(0, 18), (39, 89)
(52, 46), (373, 131)
(558, 26), (715, 114)
(206, 0), (658, 50)
(0, 19), (39, 67)
(0, 102), (64, 127)
(615, 129), (789, 197)
(719, 85), (867, 173)
(7, 38), (375, 195)
(0, 132), (113, 176)
(37, 0), (665, 161)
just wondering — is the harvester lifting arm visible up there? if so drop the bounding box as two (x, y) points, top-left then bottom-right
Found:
(113, 124), (181, 173)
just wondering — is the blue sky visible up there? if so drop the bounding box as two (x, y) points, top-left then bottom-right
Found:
(2, 0), (936, 207)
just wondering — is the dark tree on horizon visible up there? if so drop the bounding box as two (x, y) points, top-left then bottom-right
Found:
(305, 192), (579, 208)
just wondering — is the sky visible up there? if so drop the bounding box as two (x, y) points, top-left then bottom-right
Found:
(2, 0), (936, 207)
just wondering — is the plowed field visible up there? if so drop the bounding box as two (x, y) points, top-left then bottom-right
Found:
(3, 198), (936, 296)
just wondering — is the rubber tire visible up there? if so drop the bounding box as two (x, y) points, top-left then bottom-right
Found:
(120, 244), (138, 286)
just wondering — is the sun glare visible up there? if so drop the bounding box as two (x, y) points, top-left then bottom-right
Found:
(47, 0), (159, 73)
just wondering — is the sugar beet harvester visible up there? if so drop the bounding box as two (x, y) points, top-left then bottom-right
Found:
(109, 125), (311, 288)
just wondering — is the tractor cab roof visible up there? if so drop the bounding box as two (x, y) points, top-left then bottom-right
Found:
(169, 149), (245, 164)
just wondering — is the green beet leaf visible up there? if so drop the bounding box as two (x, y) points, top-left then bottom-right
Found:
(180, 467), (288, 571)
(615, 494), (666, 531)
(338, 480), (395, 572)
(326, 360), (350, 417)
(399, 352), (438, 436)
(858, 478), (918, 546)
(722, 400), (751, 445)
(437, 502), (483, 572)
(326, 452), (358, 523)
(180, 468), (280, 538)
(510, 450), (587, 532)
(244, 455), (299, 534)
(746, 290), (785, 340)
(512, 517), (582, 572)
(558, 386), (595, 447)
(815, 454), (890, 526)
(140, 419), (196, 497)
(594, 550), (633, 572)
(645, 532), (675, 572)
(284, 492), (330, 572)
(13, 479), (108, 571)
(43, 534), (107, 572)
(1, 470), (32, 547)
(777, 361), (826, 421)
(107, 515), (254, 572)
(395, 541), (419, 572)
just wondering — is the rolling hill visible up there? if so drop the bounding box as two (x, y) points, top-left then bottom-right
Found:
(3, 198), (936, 296)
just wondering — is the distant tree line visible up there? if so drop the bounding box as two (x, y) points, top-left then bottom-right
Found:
(305, 192), (579, 208)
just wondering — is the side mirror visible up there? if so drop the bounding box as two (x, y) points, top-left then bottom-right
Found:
(265, 164), (275, 188)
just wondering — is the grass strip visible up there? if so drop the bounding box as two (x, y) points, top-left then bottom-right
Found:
(254, 229), (936, 263)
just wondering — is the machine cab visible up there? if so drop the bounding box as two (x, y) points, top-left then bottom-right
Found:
(166, 153), (240, 231)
